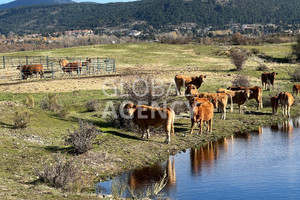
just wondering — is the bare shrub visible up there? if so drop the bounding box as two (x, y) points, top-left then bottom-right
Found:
(13, 111), (31, 128)
(36, 153), (79, 190)
(40, 94), (60, 112)
(65, 120), (100, 154)
(230, 47), (249, 71)
(256, 63), (269, 71)
(105, 101), (134, 130)
(289, 67), (300, 81)
(231, 75), (251, 87)
(231, 32), (247, 45)
(57, 104), (70, 119)
(24, 95), (35, 108)
(85, 99), (100, 112)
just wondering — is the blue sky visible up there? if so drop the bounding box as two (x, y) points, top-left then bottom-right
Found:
(0, 0), (138, 4)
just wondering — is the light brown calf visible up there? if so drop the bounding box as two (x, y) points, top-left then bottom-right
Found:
(188, 97), (214, 135)
(185, 85), (231, 120)
(217, 88), (251, 113)
(278, 92), (294, 118)
(174, 74), (206, 95)
(293, 84), (300, 97)
(123, 103), (175, 144)
(228, 86), (263, 110)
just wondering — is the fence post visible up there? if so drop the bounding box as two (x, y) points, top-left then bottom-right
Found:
(52, 63), (54, 79)
(113, 59), (116, 73)
(93, 61), (95, 75)
(26, 56), (28, 65)
(3, 56), (5, 69)
(47, 56), (49, 69)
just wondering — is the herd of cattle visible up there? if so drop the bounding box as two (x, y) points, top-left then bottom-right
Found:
(16, 59), (92, 79)
(124, 72), (300, 144)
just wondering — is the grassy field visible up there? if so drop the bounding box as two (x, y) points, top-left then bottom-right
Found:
(0, 43), (299, 199)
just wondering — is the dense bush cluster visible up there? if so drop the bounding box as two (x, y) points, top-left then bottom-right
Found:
(65, 120), (100, 154)
(36, 154), (79, 190)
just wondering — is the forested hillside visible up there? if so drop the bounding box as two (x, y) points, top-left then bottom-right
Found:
(0, 0), (76, 10)
(0, 0), (299, 35)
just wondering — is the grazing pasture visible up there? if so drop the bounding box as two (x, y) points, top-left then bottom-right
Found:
(0, 43), (299, 199)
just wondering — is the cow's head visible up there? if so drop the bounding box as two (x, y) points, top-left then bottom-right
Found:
(123, 103), (137, 116)
(16, 65), (22, 70)
(271, 72), (278, 78)
(185, 84), (198, 99)
(193, 75), (206, 88)
(245, 89), (252, 98)
(59, 59), (69, 68)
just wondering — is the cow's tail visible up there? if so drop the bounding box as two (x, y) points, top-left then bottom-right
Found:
(167, 107), (175, 135)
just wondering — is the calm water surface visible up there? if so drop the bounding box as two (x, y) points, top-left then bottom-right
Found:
(97, 118), (300, 200)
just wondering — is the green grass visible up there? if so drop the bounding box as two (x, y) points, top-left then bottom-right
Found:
(0, 43), (299, 199)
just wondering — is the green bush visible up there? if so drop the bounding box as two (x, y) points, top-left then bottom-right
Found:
(13, 111), (31, 129)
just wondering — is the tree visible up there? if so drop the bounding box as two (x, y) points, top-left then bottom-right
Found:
(230, 47), (249, 71)
(292, 35), (300, 60)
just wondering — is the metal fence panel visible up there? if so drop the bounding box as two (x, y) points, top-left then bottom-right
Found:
(0, 56), (116, 82)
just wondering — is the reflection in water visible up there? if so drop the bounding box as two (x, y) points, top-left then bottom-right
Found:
(97, 118), (300, 199)
(190, 139), (228, 176)
(128, 157), (176, 191)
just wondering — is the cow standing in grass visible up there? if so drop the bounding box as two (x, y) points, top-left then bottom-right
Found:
(261, 72), (278, 90)
(278, 92), (294, 118)
(270, 96), (279, 115)
(188, 97), (214, 136)
(217, 88), (251, 113)
(174, 74), (206, 95)
(123, 103), (175, 144)
(227, 86), (263, 110)
(293, 84), (300, 97)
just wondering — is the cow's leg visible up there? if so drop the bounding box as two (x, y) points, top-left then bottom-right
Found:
(175, 82), (181, 96)
(238, 104), (242, 114)
(146, 126), (150, 139)
(288, 105), (291, 118)
(141, 127), (146, 139)
(198, 119), (203, 135)
(165, 129), (171, 144)
(189, 118), (195, 135)
(208, 119), (212, 134)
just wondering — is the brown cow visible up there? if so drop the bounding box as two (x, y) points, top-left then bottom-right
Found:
(17, 64), (44, 80)
(123, 103), (175, 144)
(188, 97), (214, 135)
(59, 59), (82, 75)
(185, 84), (231, 120)
(217, 88), (251, 113)
(261, 72), (278, 90)
(270, 96), (279, 115)
(293, 84), (300, 97)
(185, 84), (199, 101)
(174, 74), (206, 95)
(278, 92), (294, 118)
(227, 86), (263, 110)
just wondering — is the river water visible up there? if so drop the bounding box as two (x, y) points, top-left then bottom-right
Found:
(97, 118), (300, 199)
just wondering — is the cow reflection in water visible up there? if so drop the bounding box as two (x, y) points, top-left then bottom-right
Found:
(128, 157), (176, 192)
(190, 139), (228, 176)
(281, 120), (294, 135)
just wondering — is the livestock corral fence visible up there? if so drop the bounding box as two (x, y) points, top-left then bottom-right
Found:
(0, 56), (116, 81)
